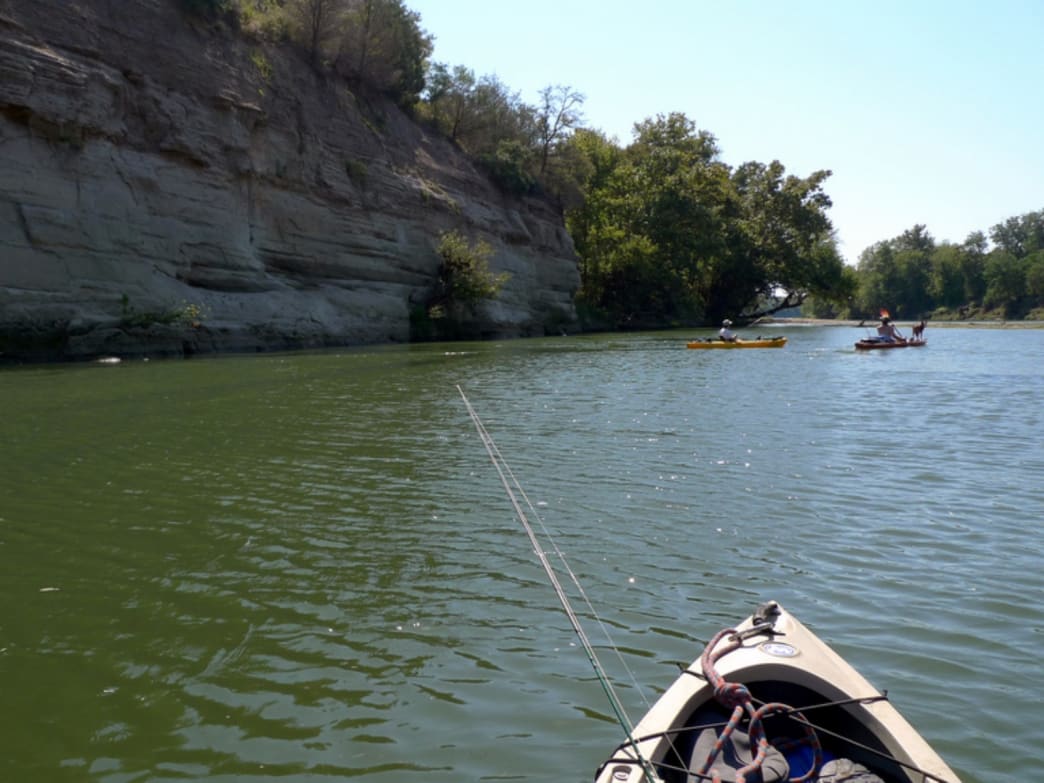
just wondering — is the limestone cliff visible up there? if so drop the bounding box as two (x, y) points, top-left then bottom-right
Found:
(0, 0), (580, 361)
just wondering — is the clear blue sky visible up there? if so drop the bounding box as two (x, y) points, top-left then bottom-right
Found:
(407, 0), (1043, 265)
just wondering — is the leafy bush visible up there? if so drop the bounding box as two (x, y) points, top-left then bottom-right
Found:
(412, 231), (511, 339)
(479, 140), (536, 196)
(434, 230), (508, 309)
(237, 0), (289, 39)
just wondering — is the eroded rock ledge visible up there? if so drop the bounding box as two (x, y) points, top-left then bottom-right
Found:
(0, 0), (580, 361)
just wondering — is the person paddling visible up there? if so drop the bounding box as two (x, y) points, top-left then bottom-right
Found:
(876, 316), (904, 343)
(719, 319), (738, 342)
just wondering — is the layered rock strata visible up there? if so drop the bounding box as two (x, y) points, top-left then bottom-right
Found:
(0, 0), (579, 361)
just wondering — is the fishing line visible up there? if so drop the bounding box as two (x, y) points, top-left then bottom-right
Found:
(458, 386), (658, 782)
(462, 392), (652, 712)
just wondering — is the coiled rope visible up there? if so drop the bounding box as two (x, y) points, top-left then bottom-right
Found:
(696, 628), (822, 783)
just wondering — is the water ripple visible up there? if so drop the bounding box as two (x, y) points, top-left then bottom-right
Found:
(1, 329), (1042, 782)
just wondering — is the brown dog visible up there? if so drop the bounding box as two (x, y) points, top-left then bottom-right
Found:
(911, 320), (926, 340)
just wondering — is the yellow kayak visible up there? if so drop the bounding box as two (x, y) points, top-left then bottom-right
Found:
(686, 336), (787, 349)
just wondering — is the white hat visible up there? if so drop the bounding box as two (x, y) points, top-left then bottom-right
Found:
(722, 319), (732, 326)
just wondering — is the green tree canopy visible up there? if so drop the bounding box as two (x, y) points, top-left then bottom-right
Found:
(282, 0), (346, 67)
(990, 210), (1044, 258)
(334, 0), (432, 104)
(563, 113), (844, 327)
(421, 66), (522, 149)
(983, 251), (1026, 316)
(849, 210), (1044, 320)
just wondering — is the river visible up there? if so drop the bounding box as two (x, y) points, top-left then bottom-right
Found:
(1, 325), (1041, 782)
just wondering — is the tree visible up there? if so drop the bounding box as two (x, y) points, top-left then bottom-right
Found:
(421, 63), (477, 143)
(802, 263), (858, 317)
(283, 0), (347, 67)
(619, 113), (731, 323)
(1024, 251), (1044, 300)
(845, 211), (1044, 320)
(894, 224), (935, 255)
(561, 129), (624, 297)
(420, 65), (530, 153)
(535, 84), (585, 175)
(727, 161), (841, 319)
(563, 112), (844, 327)
(466, 74), (532, 155)
(959, 231), (988, 303)
(983, 250), (1026, 315)
(854, 241), (903, 317)
(851, 225), (938, 317)
(429, 231), (509, 317)
(336, 0), (432, 103)
(540, 124), (598, 211)
(928, 244), (966, 309)
(990, 209), (1044, 258)
(478, 139), (536, 195)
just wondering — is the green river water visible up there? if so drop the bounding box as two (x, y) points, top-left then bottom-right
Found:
(1, 325), (1041, 782)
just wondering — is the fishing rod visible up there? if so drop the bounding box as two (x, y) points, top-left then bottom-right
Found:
(457, 386), (659, 783)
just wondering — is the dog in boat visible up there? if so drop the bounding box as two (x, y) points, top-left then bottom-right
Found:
(911, 320), (926, 340)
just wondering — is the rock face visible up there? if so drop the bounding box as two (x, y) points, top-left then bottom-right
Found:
(0, 0), (580, 361)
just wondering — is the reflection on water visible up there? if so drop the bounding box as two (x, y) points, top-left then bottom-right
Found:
(1, 327), (1042, 782)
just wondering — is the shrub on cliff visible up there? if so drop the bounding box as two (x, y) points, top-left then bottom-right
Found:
(479, 140), (537, 197)
(434, 231), (509, 309)
(412, 231), (510, 340)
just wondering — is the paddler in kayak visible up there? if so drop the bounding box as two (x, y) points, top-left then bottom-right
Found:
(719, 319), (738, 342)
(876, 315), (905, 343)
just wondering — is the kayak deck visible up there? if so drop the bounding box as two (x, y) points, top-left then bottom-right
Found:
(855, 339), (927, 351)
(595, 601), (960, 783)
